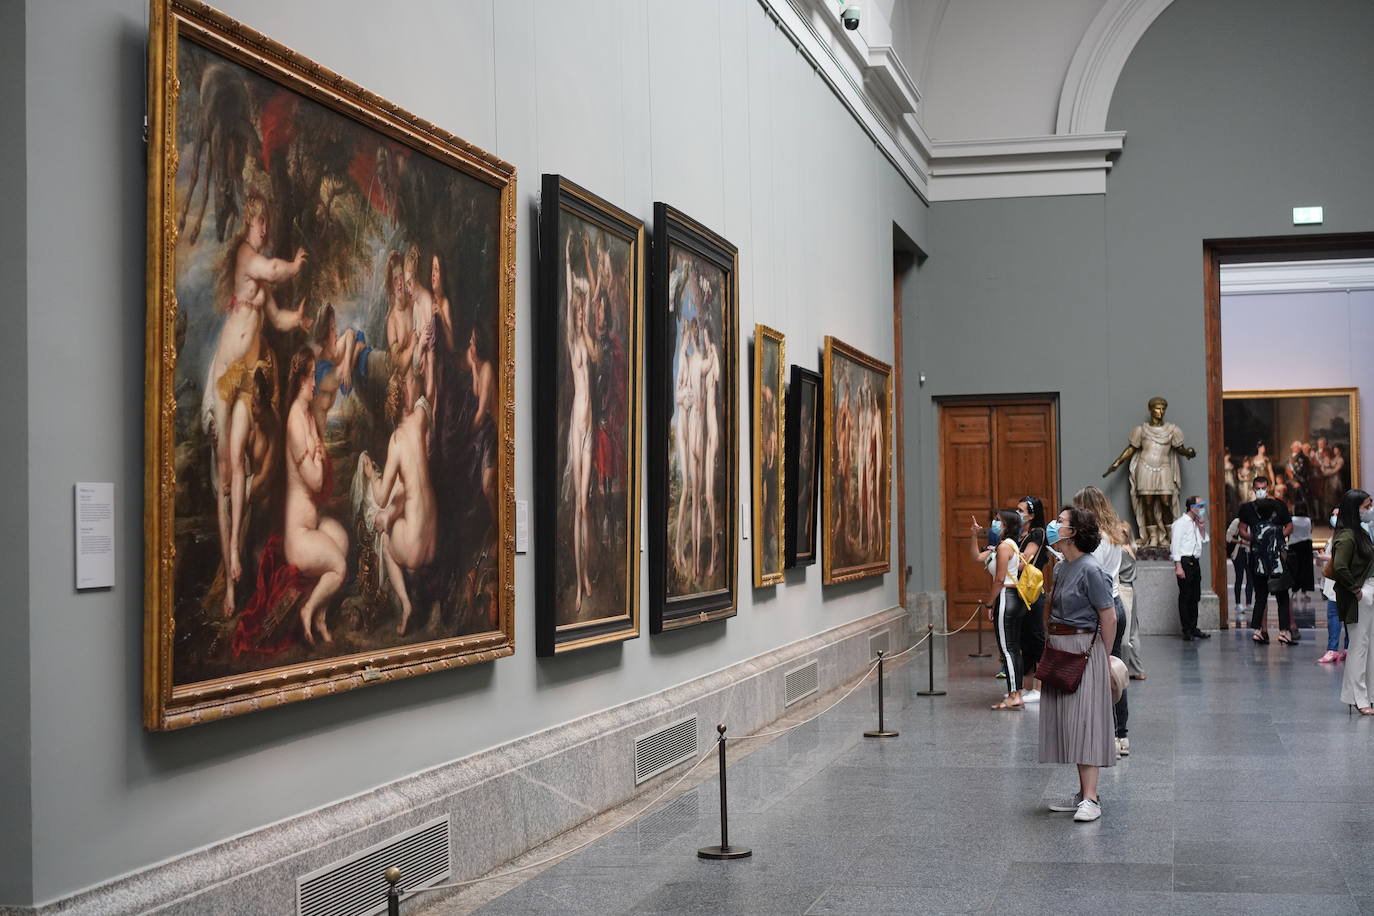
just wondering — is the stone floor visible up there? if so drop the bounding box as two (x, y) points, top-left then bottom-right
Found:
(423, 626), (1374, 915)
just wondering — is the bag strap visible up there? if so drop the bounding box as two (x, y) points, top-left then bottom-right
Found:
(1083, 620), (1101, 657)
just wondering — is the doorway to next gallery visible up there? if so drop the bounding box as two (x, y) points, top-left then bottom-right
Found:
(1205, 233), (1374, 630)
(937, 397), (1059, 643)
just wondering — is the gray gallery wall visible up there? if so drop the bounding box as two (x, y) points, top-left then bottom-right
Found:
(0, 0), (31, 906)
(15, 0), (926, 904)
(906, 0), (1374, 593)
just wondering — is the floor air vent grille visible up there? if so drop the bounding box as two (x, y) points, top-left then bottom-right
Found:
(785, 660), (820, 706)
(297, 816), (450, 916)
(869, 630), (891, 659)
(635, 715), (698, 784)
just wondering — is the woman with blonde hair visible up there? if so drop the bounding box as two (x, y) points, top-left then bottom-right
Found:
(1073, 486), (1138, 756)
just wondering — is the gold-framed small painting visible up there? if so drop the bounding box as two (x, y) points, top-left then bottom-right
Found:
(752, 325), (785, 586)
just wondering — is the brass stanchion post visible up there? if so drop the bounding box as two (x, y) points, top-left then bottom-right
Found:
(384, 867), (402, 916)
(864, 650), (899, 737)
(698, 724), (751, 860)
(916, 623), (946, 697)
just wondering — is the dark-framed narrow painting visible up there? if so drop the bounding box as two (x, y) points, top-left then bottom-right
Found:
(144, 0), (517, 729)
(785, 365), (821, 569)
(535, 175), (644, 655)
(822, 337), (892, 584)
(752, 325), (785, 586)
(1222, 386), (1359, 539)
(648, 203), (739, 631)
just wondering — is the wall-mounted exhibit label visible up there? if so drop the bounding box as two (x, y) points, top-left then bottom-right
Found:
(75, 482), (114, 590)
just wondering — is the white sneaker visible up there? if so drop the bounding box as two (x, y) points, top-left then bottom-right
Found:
(1116, 737), (1130, 756)
(1073, 798), (1102, 822)
(1047, 792), (1082, 812)
(1022, 689), (1040, 703)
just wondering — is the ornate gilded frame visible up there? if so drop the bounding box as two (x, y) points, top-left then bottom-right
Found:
(144, 0), (517, 729)
(822, 337), (892, 584)
(752, 325), (786, 586)
(784, 364), (822, 569)
(648, 203), (739, 631)
(1222, 386), (1360, 488)
(535, 175), (644, 655)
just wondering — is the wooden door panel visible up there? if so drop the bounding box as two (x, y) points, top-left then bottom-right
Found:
(941, 399), (1058, 633)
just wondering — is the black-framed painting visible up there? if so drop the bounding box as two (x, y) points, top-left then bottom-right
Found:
(752, 325), (786, 587)
(822, 337), (891, 584)
(535, 175), (644, 655)
(648, 203), (739, 631)
(1223, 387), (1359, 537)
(785, 364), (821, 569)
(144, 0), (516, 729)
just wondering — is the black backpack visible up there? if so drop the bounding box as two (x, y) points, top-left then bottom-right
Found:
(1251, 507), (1286, 577)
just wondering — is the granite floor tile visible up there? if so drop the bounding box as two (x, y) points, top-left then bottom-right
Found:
(453, 634), (1374, 915)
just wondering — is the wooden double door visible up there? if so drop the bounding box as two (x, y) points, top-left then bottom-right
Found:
(939, 399), (1059, 633)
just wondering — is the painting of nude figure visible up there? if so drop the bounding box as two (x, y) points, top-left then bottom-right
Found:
(752, 326), (785, 587)
(144, 0), (515, 729)
(535, 176), (643, 655)
(822, 337), (891, 584)
(785, 365), (821, 569)
(649, 205), (739, 631)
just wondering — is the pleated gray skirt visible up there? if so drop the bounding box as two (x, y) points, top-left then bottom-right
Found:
(1037, 632), (1116, 767)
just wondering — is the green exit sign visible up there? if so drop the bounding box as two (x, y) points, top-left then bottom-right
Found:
(1292, 206), (1324, 225)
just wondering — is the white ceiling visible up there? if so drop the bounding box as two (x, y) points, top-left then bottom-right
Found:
(864, 0), (1118, 140)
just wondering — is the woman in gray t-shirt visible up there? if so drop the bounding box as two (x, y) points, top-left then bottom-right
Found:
(1039, 506), (1118, 824)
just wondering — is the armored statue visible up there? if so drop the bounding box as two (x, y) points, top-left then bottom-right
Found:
(1103, 397), (1196, 548)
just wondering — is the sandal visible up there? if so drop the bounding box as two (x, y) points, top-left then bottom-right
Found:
(1129, 674), (1147, 681)
(1277, 632), (1293, 645)
(1360, 707), (1374, 717)
(991, 699), (1025, 711)
(1252, 630), (1270, 644)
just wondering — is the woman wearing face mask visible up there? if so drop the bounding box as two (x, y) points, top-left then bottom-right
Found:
(1041, 506), (1117, 822)
(1073, 485), (1136, 756)
(1239, 475), (1293, 644)
(1016, 497), (1050, 702)
(972, 509), (1028, 710)
(1317, 506), (1350, 664)
(1333, 490), (1374, 713)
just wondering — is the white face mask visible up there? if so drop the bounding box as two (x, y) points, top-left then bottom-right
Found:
(1254, 488), (1268, 499)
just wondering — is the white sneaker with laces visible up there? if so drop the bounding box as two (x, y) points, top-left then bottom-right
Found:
(1022, 689), (1040, 703)
(1117, 737), (1130, 756)
(1073, 798), (1102, 822)
(1047, 792), (1082, 812)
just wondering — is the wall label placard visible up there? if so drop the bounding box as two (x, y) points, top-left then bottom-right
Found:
(75, 482), (115, 590)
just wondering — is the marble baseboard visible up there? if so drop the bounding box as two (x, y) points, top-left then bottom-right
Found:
(11, 602), (917, 916)
(1132, 560), (1219, 634)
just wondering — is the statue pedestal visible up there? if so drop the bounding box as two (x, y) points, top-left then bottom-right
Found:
(1130, 560), (1220, 635)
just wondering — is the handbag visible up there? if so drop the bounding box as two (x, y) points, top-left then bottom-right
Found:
(1267, 558), (1293, 592)
(1035, 622), (1098, 694)
(1015, 553), (1044, 607)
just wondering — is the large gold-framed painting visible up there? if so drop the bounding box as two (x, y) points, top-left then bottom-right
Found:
(822, 337), (891, 584)
(145, 0), (516, 729)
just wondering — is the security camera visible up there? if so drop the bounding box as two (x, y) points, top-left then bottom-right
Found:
(840, 2), (860, 30)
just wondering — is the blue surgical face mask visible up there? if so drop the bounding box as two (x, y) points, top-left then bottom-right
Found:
(1363, 521), (1372, 537)
(1046, 520), (1062, 545)
(1331, 514), (1339, 528)
(990, 519), (1004, 537)
(1194, 506), (1207, 519)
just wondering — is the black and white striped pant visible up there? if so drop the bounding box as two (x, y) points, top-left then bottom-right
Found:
(993, 587), (1028, 688)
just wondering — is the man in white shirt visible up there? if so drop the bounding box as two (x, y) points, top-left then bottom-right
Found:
(1171, 495), (1210, 640)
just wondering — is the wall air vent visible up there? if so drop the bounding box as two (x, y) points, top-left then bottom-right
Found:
(297, 816), (450, 916)
(869, 629), (890, 659)
(784, 660), (820, 707)
(635, 715), (698, 785)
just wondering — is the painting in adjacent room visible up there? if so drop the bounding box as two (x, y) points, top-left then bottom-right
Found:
(144, 0), (516, 728)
